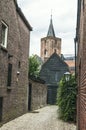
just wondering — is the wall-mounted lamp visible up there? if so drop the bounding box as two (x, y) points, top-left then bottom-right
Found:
(16, 71), (20, 82)
(17, 71), (20, 75)
(64, 72), (71, 81)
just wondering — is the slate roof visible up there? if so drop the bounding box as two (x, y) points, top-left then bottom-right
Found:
(39, 52), (69, 85)
(47, 15), (55, 37)
(42, 52), (69, 70)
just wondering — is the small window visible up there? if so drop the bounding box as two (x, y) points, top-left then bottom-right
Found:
(44, 49), (48, 57)
(55, 72), (58, 81)
(18, 61), (21, 68)
(1, 21), (8, 48)
(7, 63), (12, 86)
(83, 0), (84, 11)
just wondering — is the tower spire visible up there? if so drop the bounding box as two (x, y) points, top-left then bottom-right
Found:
(47, 12), (55, 37)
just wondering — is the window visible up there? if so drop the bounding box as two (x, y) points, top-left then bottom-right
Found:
(1, 21), (8, 48)
(18, 61), (21, 68)
(83, 0), (84, 11)
(55, 72), (58, 81)
(7, 63), (12, 86)
(44, 49), (48, 57)
(0, 97), (3, 122)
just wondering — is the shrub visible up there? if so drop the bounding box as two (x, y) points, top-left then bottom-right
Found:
(57, 75), (77, 123)
(29, 55), (40, 77)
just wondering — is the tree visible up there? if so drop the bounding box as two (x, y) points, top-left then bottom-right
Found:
(57, 74), (77, 123)
(29, 55), (40, 77)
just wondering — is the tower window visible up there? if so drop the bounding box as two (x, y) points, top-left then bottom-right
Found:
(83, 0), (84, 11)
(44, 49), (48, 57)
(54, 49), (56, 53)
(1, 21), (8, 48)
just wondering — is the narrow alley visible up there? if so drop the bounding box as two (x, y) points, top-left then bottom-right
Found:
(0, 106), (76, 130)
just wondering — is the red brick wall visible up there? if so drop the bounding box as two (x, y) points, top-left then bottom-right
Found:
(40, 36), (61, 61)
(77, 0), (86, 130)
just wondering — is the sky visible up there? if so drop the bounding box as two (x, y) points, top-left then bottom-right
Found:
(17, 0), (77, 56)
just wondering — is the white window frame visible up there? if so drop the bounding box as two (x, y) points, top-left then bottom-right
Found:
(1, 21), (8, 48)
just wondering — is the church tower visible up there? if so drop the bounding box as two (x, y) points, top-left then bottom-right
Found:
(40, 15), (61, 62)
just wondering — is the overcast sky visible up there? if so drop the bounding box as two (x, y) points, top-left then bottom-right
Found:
(17, 0), (77, 56)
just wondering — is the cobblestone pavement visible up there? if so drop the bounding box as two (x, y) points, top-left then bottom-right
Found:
(0, 106), (76, 130)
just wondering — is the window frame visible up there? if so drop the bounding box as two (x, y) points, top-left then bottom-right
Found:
(1, 21), (8, 48)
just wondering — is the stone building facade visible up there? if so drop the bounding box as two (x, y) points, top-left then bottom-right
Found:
(29, 77), (47, 111)
(0, 0), (32, 124)
(40, 52), (69, 105)
(40, 16), (61, 62)
(75, 0), (86, 129)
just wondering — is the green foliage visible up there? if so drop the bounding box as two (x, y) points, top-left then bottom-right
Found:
(57, 74), (77, 123)
(29, 55), (40, 77)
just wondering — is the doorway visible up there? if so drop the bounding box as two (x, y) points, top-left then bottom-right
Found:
(0, 97), (3, 122)
(28, 83), (32, 111)
(47, 86), (58, 105)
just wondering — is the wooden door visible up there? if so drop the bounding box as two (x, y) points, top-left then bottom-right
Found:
(28, 83), (32, 111)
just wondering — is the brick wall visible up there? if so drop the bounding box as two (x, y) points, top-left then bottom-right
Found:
(76, 0), (86, 130)
(0, 0), (31, 124)
(41, 36), (61, 61)
(29, 79), (47, 111)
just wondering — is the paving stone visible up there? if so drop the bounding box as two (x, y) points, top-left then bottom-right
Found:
(0, 106), (76, 130)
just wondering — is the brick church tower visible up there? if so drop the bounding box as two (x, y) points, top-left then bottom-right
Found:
(40, 15), (61, 61)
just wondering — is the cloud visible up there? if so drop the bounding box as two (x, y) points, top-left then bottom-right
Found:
(17, 0), (77, 56)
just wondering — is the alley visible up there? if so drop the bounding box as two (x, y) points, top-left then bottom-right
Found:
(0, 106), (76, 130)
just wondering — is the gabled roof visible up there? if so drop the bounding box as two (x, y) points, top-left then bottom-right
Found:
(14, 0), (32, 31)
(39, 52), (69, 85)
(47, 15), (55, 37)
(41, 52), (69, 70)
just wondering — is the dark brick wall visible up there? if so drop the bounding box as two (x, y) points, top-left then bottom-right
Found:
(29, 79), (47, 111)
(0, 0), (31, 124)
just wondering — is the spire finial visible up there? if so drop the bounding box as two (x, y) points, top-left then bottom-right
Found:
(51, 9), (52, 19)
